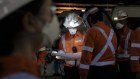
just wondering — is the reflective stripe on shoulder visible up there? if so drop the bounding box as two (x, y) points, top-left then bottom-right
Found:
(82, 46), (94, 52)
(118, 54), (130, 58)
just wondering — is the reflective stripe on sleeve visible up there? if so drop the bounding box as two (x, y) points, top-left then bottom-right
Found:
(131, 56), (140, 60)
(91, 61), (115, 66)
(80, 64), (90, 69)
(82, 46), (94, 52)
(131, 43), (140, 48)
(118, 54), (130, 58)
(66, 60), (79, 66)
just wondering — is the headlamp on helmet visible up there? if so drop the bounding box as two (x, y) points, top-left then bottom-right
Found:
(113, 10), (128, 21)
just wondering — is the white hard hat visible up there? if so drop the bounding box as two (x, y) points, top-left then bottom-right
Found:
(63, 13), (82, 28)
(0, 0), (33, 20)
(113, 10), (128, 21)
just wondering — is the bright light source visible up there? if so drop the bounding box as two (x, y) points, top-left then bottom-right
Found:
(56, 56), (61, 59)
(69, 21), (80, 28)
(114, 17), (118, 21)
(69, 22), (74, 27)
(81, 9), (85, 12)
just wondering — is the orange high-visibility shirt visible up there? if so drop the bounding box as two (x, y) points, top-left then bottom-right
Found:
(80, 22), (117, 69)
(117, 26), (131, 61)
(129, 28), (140, 72)
(59, 30), (85, 53)
(59, 29), (85, 66)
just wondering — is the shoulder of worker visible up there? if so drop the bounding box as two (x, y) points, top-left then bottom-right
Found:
(93, 21), (111, 31)
(87, 27), (98, 36)
(120, 25), (130, 34)
(130, 28), (140, 39)
(131, 28), (140, 35)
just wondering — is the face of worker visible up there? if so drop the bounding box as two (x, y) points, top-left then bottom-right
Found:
(115, 20), (126, 29)
(68, 28), (77, 35)
(22, 0), (57, 50)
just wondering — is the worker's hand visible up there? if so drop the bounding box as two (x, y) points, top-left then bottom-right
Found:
(51, 51), (57, 56)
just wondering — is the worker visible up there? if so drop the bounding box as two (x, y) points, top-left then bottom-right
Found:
(113, 10), (133, 79)
(0, 0), (60, 78)
(52, 13), (85, 79)
(37, 47), (48, 75)
(129, 26), (140, 79)
(79, 7), (118, 79)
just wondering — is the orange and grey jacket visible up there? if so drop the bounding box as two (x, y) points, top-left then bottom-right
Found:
(58, 29), (85, 66)
(80, 21), (117, 70)
(117, 26), (131, 61)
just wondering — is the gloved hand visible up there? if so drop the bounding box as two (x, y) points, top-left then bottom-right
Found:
(56, 56), (63, 59)
(52, 50), (65, 59)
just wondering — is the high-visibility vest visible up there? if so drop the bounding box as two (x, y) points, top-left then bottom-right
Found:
(118, 30), (132, 58)
(91, 26), (115, 66)
(60, 30), (85, 66)
(80, 26), (117, 69)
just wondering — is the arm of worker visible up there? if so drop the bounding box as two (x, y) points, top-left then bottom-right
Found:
(52, 36), (82, 60)
(129, 32), (140, 73)
(79, 28), (96, 79)
(52, 50), (81, 60)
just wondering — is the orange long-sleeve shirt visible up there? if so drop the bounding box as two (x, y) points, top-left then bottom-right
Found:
(80, 21), (117, 66)
(59, 29), (85, 66)
(80, 21), (117, 79)
(117, 26), (131, 61)
(129, 28), (140, 72)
